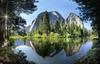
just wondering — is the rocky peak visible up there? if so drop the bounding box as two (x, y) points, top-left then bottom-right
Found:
(29, 11), (65, 32)
(66, 13), (84, 28)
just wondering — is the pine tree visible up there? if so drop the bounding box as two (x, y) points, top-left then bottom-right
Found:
(0, 0), (37, 47)
(55, 20), (60, 33)
(42, 11), (51, 35)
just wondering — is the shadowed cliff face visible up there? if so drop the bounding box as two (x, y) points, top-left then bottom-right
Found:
(29, 11), (65, 32)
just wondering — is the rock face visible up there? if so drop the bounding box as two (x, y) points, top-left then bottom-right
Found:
(25, 25), (31, 33)
(66, 13), (84, 28)
(27, 11), (84, 32)
(29, 11), (65, 32)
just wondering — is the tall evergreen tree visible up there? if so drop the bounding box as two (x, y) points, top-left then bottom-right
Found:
(0, 0), (37, 47)
(42, 11), (51, 35)
(38, 16), (43, 35)
(72, 0), (100, 37)
(55, 20), (61, 33)
(0, 0), (37, 63)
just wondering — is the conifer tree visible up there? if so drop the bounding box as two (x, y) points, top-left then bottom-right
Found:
(42, 11), (51, 35)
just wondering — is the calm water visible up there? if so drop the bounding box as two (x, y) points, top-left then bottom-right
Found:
(14, 38), (93, 64)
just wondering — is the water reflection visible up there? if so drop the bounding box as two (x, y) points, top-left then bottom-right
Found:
(14, 38), (93, 64)
(15, 39), (25, 46)
(15, 41), (93, 64)
(31, 38), (87, 56)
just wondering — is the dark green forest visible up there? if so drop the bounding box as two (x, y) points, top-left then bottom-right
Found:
(0, 0), (37, 64)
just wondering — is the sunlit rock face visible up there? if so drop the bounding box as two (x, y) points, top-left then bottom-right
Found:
(29, 11), (65, 32)
(66, 13), (84, 28)
(28, 11), (84, 32)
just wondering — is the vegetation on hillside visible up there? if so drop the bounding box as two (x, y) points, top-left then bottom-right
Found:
(30, 11), (90, 38)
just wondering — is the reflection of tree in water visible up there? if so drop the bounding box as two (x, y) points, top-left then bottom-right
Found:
(0, 47), (35, 64)
(81, 39), (100, 64)
(93, 39), (100, 64)
(34, 41), (62, 57)
(63, 38), (87, 56)
(31, 38), (88, 57)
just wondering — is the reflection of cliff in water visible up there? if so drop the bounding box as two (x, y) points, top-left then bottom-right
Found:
(30, 38), (88, 57)
(64, 38), (87, 56)
(14, 40), (93, 64)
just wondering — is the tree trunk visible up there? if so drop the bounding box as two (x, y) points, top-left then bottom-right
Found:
(0, 20), (8, 47)
(0, 56), (10, 64)
(0, 20), (5, 47)
(2, 17), (9, 47)
(2, 30), (8, 47)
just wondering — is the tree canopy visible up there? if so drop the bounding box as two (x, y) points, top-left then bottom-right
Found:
(0, 0), (37, 46)
(72, 0), (100, 37)
(0, 0), (37, 63)
(72, 0), (100, 63)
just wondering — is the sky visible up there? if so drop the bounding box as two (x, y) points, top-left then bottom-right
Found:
(20, 0), (92, 30)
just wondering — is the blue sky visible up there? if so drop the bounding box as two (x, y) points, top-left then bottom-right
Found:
(20, 0), (92, 30)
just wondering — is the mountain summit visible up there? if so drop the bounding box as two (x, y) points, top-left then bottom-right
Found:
(28, 11), (84, 32)
(66, 13), (84, 28)
(29, 11), (64, 32)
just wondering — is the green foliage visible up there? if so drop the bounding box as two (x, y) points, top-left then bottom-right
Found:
(8, 16), (28, 41)
(9, 50), (35, 64)
(30, 37), (86, 57)
(64, 23), (87, 37)
(30, 11), (89, 38)
(55, 20), (61, 33)
(0, 0), (37, 63)
(72, 0), (100, 37)
(76, 39), (100, 64)
(8, 37), (16, 46)
(0, 0), (37, 47)
(33, 32), (41, 38)
(34, 40), (63, 57)
(31, 20), (89, 38)
(49, 32), (60, 38)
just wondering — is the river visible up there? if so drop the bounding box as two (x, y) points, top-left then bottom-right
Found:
(14, 38), (93, 64)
